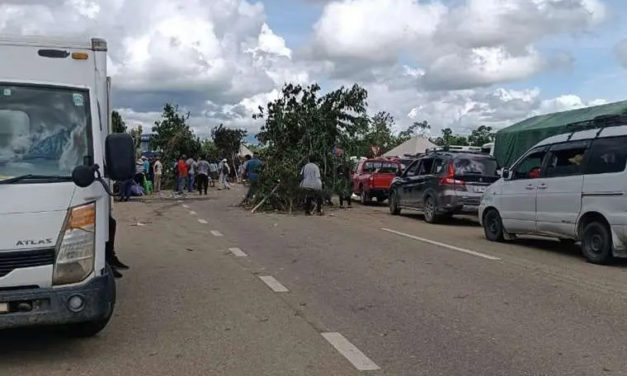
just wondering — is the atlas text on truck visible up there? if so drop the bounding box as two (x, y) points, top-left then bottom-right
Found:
(0, 36), (134, 336)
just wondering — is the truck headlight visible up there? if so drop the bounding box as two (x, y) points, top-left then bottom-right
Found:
(53, 203), (95, 285)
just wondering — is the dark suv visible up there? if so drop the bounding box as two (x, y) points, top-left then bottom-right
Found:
(389, 149), (499, 223)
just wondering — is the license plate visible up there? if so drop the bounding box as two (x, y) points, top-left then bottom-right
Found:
(473, 186), (487, 193)
(0, 303), (8, 314)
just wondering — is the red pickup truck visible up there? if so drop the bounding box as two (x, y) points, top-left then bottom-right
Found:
(352, 159), (401, 204)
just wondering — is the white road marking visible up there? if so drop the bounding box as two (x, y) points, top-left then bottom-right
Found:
(381, 228), (501, 261)
(321, 332), (380, 371)
(211, 230), (223, 237)
(259, 276), (289, 292)
(182, 204), (190, 208)
(229, 247), (247, 257)
(198, 219), (208, 224)
(189, 211), (197, 216)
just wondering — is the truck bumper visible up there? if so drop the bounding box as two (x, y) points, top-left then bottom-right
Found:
(0, 270), (114, 330)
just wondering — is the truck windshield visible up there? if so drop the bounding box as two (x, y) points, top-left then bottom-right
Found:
(0, 84), (92, 181)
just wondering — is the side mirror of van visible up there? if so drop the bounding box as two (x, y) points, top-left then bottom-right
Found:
(501, 168), (511, 180)
(72, 165), (96, 187)
(105, 133), (135, 181)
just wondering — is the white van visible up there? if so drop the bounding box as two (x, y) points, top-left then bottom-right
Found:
(0, 36), (134, 335)
(479, 117), (627, 264)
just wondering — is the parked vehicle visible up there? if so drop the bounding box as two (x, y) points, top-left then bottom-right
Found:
(0, 36), (135, 335)
(389, 148), (499, 222)
(479, 116), (627, 264)
(352, 159), (401, 204)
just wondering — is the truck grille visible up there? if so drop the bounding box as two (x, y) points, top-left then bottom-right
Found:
(0, 249), (55, 278)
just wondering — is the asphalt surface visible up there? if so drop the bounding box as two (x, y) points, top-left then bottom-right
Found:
(3, 185), (627, 375)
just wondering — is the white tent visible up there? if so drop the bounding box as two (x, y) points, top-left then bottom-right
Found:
(238, 144), (253, 157)
(383, 136), (435, 157)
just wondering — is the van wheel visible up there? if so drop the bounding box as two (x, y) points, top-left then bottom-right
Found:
(389, 189), (401, 215)
(483, 209), (504, 242)
(423, 196), (438, 223)
(581, 221), (613, 264)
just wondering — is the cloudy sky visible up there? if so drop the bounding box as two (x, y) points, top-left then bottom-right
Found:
(1, 0), (626, 139)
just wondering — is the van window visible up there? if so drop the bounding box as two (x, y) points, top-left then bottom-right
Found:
(512, 150), (546, 180)
(417, 158), (434, 175)
(585, 137), (627, 174)
(545, 146), (587, 178)
(454, 158), (498, 176)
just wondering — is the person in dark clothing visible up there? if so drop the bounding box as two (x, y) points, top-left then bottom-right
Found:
(336, 163), (353, 208)
(106, 216), (129, 278)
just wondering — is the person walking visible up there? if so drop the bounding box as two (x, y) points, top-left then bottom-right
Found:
(300, 155), (323, 215)
(209, 160), (219, 187)
(218, 158), (231, 190)
(336, 162), (353, 209)
(186, 156), (197, 193)
(243, 154), (262, 202)
(196, 156), (210, 195)
(153, 156), (163, 193)
(177, 155), (189, 194)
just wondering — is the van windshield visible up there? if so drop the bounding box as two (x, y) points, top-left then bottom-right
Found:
(0, 84), (92, 180)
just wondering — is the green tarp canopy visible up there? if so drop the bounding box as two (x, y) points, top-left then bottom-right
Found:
(494, 100), (627, 168)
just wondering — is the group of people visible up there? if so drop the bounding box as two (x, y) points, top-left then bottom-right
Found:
(174, 155), (232, 194)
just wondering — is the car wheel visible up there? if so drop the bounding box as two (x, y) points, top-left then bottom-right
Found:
(389, 190), (401, 215)
(483, 209), (504, 242)
(423, 195), (438, 223)
(581, 221), (613, 264)
(360, 190), (370, 205)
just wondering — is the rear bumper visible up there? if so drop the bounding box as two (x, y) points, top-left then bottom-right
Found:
(366, 188), (390, 198)
(437, 193), (481, 214)
(0, 271), (114, 330)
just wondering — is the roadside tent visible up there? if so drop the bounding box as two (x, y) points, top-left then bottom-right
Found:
(495, 100), (627, 168)
(238, 144), (253, 158)
(383, 136), (435, 157)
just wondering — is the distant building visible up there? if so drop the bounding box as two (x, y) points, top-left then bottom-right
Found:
(140, 133), (154, 153)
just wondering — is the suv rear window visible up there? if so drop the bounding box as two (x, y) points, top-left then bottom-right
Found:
(453, 158), (497, 176)
(585, 136), (627, 175)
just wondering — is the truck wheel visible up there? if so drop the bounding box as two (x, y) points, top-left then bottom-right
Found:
(581, 221), (613, 264)
(389, 190), (401, 215)
(483, 209), (504, 242)
(423, 196), (438, 223)
(360, 190), (370, 205)
(65, 267), (116, 337)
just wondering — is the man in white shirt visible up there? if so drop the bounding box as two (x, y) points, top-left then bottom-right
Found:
(153, 156), (163, 193)
(300, 155), (323, 215)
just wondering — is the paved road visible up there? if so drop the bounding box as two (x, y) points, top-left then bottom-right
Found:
(3, 185), (627, 375)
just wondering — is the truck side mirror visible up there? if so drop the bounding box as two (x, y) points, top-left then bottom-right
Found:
(105, 133), (135, 181)
(72, 165), (96, 187)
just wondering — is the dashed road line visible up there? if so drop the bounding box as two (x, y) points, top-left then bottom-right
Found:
(321, 332), (380, 371)
(182, 204), (190, 208)
(229, 247), (247, 257)
(210, 230), (223, 237)
(381, 228), (501, 261)
(259, 276), (289, 292)
(189, 211), (197, 216)
(198, 219), (208, 224)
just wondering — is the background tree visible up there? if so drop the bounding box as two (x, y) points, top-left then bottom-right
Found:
(468, 125), (495, 147)
(359, 111), (398, 157)
(432, 127), (469, 146)
(151, 103), (201, 167)
(398, 120), (431, 142)
(111, 110), (127, 133)
(129, 124), (143, 152)
(211, 124), (247, 159)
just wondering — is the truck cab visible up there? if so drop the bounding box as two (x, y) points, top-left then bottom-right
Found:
(352, 159), (401, 204)
(0, 37), (134, 336)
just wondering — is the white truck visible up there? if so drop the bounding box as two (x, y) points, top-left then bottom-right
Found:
(0, 36), (134, 336)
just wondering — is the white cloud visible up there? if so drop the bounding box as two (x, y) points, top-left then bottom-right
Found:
(615, 39), (627, 68)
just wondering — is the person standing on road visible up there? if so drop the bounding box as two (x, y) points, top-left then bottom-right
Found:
(336, 162), (352, 209)
(209, 160), (219, 187)
(243, 154), (262, 202)
(218, 158), (231, 190)
(196, 156), (210, 195)
(153, 156), (163, 193)
(177, 155), (189, 194)
(134, 157), (145, 186)
(186, 156), (197, 193)
(300, 155), (323, 215)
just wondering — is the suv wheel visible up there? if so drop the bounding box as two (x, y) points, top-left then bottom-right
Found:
(581, 221), (613, 264)
(483, 209), (504, 242)
(423, 195), (438, 223)
(389, 189), (401, 215)
(360, 190), (370, 205)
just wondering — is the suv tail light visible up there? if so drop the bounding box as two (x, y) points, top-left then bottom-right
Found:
(369, 175), (375, 187)
(439, 162), (465, 187)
